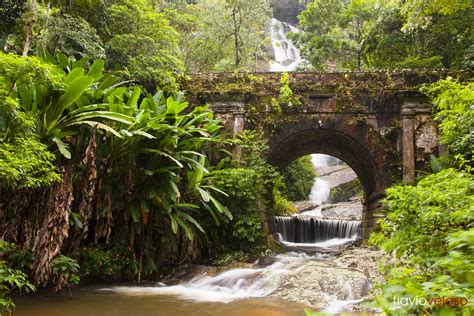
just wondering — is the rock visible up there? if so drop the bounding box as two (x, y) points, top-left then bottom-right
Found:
(330, 178), (363, 203)
(332, 246), (384, 283)
(271, 261), (370, 307)
(320, 200), (363, 220)
(292, 201), (319, 213)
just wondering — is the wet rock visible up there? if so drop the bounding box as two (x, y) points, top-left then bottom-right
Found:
(269, 246), (383, 311)
(292, 201), (319, 213)
(271, 261), (369, 307)
(330, 178), (363, 203)
(332, 246), (384, 283)
(320, 200), (363, 220)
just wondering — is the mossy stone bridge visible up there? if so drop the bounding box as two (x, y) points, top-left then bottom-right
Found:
(184, 71), (471, 240)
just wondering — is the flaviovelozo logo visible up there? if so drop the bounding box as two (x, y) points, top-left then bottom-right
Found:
(394, 296), (468, 307)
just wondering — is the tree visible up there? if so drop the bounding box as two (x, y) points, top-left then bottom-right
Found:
(401, 0), (472, 31)
(281, 155), (316, 201)
(289, 0), (344, 70)
(171, 0), (270, 72)
(342, 0), (379, 70)
(295, 0), (473, 70)
(290, 0), (381, 70)
(39, 13), (105, 60)
(105, 0), (183, 93)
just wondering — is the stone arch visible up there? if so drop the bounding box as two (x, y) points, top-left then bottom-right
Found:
(265, 115), (394, 239)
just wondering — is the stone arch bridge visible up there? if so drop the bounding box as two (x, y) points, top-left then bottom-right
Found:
(184, 71), (470, 239)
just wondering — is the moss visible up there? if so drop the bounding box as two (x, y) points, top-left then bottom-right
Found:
(330, 178), (363, 203)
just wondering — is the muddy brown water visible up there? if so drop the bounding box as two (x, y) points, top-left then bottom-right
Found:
(13, 285), (308, 316)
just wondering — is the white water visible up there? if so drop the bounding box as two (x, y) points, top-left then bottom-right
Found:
(98, 252), (316, 303)
(309, 178), (331, 204)
(269, 18), (301, 71)
(98, 251), (363, 314)
(277, 236), (359, 248)
(308, 154), (333, 204)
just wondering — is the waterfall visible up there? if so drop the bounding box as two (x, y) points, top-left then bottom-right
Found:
(274, 217), (360, 245)
(309, 178), (330, 204)
(311, 154), (341, 167)
(308, 154), (336, 204)
(269, 18), (301, 71)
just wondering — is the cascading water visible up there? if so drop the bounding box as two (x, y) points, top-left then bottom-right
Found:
(269, 18), (301, 71)
(274, 154), (361, 248)
(98, 251), (369, 314)
(99, 253), (312, 303)
(308, 154), (333, 204)
(274, 217), (361, 248)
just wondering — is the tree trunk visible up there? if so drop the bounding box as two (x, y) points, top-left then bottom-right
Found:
(22, 0), (37, 57)
(357, 49), (362, 71)
(31, 166), (74, 286)
(231, 7), (241, 69)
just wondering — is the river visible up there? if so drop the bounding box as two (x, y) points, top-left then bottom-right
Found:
(13, 288), (305, 316)
(11, 16), (378, 315)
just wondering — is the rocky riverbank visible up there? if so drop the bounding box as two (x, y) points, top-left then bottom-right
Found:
(159, 246), (384, 313)
(270, 246), (383, 312)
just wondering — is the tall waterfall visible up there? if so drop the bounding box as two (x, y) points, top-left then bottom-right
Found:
(269, 18), (301, 71)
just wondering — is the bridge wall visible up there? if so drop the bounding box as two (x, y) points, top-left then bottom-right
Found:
(184, 71), (470, 239)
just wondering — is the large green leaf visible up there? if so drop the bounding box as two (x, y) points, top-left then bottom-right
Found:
(52, 137), (71, 159)
(46, 76), (95, 129)
(66, 68), (85, 83)
(70, 121), (123, 138)
(126, 87), (141, 109)
(87, 60), (105, 80)
(70, 111), (135, 125)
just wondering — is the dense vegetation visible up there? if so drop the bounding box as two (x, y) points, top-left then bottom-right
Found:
(281, 155), (316, 201)
(291, 0), (473, 70)
(370, 79), (473, 315)
(0, 0), (473, 315)
(0, 51), (293, 313)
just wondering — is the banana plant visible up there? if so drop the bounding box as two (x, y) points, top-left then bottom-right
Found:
(3, 52), (135, 159)
(98, 86), (231, 241)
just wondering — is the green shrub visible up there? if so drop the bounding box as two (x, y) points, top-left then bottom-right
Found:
(80, 245), (138, 281)
(370, 169), (473, 315)
(281, 155), (316, 201)
(52, 255), (80, 291)
(0, 241), (35, 315)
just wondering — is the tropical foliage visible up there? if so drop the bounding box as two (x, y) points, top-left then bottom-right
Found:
(370, 78), (474, 315)
(370, 169), (473, 315)
(0, 51), (232, 291)
(0, 241), (35, 315)
(292, 0), (473, 70)
(281, 155), (316, 201)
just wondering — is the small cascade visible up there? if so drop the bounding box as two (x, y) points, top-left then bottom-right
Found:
(309, 178), (330, 204)
(308, 154), (341, 204)
(99, 252), (317, 303)
(274, 217), (360, 246)
(311, 154), (341, 167)
(98, 251), (370, 312)
(269, 18), (301, 71)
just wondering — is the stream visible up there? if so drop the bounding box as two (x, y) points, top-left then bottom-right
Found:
(14, 154), (378, 315)
(12, 14), (379, 314)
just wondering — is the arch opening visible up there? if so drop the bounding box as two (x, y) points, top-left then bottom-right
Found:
(266, 127), (386, 242)
(267, 128), (383, 200)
